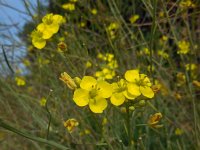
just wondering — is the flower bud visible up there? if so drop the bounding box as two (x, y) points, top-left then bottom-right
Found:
(60, 72), (77, 90)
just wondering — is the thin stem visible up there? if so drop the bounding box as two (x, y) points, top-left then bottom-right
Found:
(149, 0), (157, 82)
(0, 119), (69, 150)
(125, 103), (132, 148)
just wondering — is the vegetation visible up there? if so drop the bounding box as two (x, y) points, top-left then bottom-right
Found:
(0, 0), (200, 149)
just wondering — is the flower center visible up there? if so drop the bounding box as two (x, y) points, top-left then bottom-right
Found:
(89, 85), (100, 98)
(43, 15), (53, 25)
(135, 75), (150, 87)
(116, 81), (126, 93)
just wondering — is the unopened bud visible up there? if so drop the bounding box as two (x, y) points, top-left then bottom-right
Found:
(60, 72), (77, 90)
(138, 100), (146, 107)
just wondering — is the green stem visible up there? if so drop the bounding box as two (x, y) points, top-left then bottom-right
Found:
(149, 0), (157, 82)
(125, 103), (132, 147)
(0, 119), (69, 150)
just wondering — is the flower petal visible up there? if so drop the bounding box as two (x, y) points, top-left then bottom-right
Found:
(123, 90), (137, 100)
(32, 39), (46, 49)
(73, 89), (89, 106)
(97, 81), (113, 98)
(53, 14), (66, 24)
(140, 74), (152, 86)
(42, 29), (54, 39)
(125, 69), (139, 82)
(140, 86), (154, 98)
(127, 83), (141, 96)
(80, 76), (97, 90)
(110, 92), (125, 106)
(89, 97), (107, 113)
(37, 23), (45, 32)
(111, 82), (119, 91)
(48, 23), (59, 34)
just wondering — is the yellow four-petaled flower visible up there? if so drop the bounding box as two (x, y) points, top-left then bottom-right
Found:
(73, 76), (113, 113)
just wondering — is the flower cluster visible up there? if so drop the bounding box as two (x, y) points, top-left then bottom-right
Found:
(60, 69), (155, 113)
(177, 40), (190, 54)
(106, 22), (120, 39)
(179, 0), (196, 9)
(62, 0), (77, 11)
(15, 77), (26, 86)
(95, 53), (118, 80)
(31, 13), (65, 49)
(63, 118), (79, 133)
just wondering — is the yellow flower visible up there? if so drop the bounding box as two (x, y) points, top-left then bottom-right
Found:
(64, 119), (79, 133)
(179, 0), (195, 9)
(108, 60), (118, 69)
(95, 68), (116, 80)
(37, 14), (65, 39)
(176, 72), (186, 86)
(129, 15), (139, 24)
(175, 128), (183, 135)
(148, 113), (163, 128)
(40, 97), (47, 107)
(60, 72), (77, 90)
(110, 79), (136, 106)
(105, 53), (114, 62)
(157, 50), (169, 59)
(97, 53), (103, 59)
(125, 70), (154, 98)
(91, 8), (97, 15)
(177, 40), (190, 54)
(185, 63), (197, 71)
(31, 30), (46, 49)
(106, 22), (120, 39)
(15, 77), (26, 86)
(107, 22), (120, 31)
(73, 76), (113, 113)
(62, 3), (75, 11)
(85, 61), (92, 68)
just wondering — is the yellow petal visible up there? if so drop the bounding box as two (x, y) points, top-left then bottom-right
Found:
(123, 90), (136, 100)
(111, 82), (119, 91)
(97, 81), (113, 98)
(140, 86), (154, 98)
(73, 89), (89, 106)
(110, 93), (125, 106)
(89, 97), (107, 113)
(32, 39), (46, 49)
(80, 76), (97, 90)
(42, 29), (54, 39)
(53, 14), (66, 24)
(140, 74), (152, 86)
(127, 83), (141, 96)
(37, 23), (45, 32)
(125, 69), (139, 82)
(48, 23), (59, 34)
